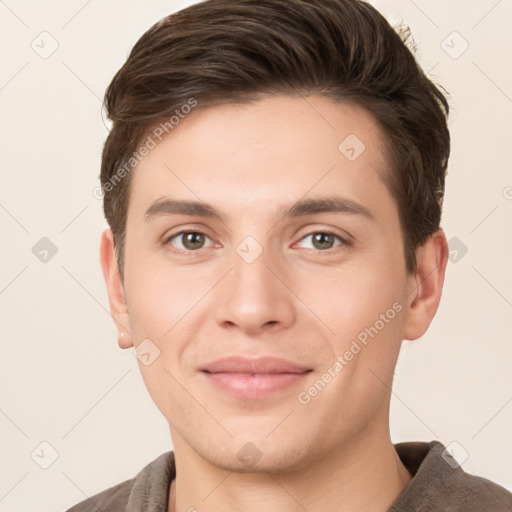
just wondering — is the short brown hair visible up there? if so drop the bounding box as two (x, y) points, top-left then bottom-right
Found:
(101, 0), (450, 279)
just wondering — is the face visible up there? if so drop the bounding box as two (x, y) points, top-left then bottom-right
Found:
(102, 95), (443, 473)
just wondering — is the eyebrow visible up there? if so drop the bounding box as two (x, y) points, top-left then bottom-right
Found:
(144, 196), (375, 223)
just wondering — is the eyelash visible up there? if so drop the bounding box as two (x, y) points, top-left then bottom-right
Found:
(164, 228), (352, 255)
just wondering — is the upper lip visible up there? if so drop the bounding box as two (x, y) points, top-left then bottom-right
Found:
(201, 356), (312, 374)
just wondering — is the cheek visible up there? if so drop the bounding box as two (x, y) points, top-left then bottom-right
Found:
(125, 256), (209, 339)
(296, 260), (406, 394)
(124, 261), (212, 405)
(297, 259), (404, 335)
(126, 272), (194, 420)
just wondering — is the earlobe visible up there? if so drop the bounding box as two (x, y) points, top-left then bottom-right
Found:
(118, 331), (132, 349)
(99, 228), (134, 349)
(403, 229), (449, 341)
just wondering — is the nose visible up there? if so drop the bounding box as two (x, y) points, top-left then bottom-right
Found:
(213, 242), (296, 335)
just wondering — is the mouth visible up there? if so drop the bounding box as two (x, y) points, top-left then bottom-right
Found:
(200, 356), (313, 400)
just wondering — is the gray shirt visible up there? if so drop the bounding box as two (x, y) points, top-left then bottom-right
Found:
(66, 440), (512, 511)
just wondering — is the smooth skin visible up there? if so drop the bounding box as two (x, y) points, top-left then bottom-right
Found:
(101, 95), (448, 512)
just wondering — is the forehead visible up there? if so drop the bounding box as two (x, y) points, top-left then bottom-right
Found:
(127, 95), (396, 225)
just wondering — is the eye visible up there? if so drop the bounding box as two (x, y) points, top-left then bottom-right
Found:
(166, 230), (215, 251)
(297, 230), (350, 252)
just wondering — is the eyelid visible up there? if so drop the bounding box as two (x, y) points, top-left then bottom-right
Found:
(164, 226), (353, 254)
(164, 227), (215, 252)
(293, 228), (353, 252)
(295, 225), (353, 242)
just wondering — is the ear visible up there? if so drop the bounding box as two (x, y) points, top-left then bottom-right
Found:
(403, 228), (449, 341)
(99, 228), (133, 349)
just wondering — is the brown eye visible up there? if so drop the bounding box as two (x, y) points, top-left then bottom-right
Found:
(312, 232), (336, 250)
(182, 232), (205, 250)
(298, 231), (349, 252)
(167, 231), (213, 251)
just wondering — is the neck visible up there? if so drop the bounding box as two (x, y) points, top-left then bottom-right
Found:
(168, 427), (412, 512)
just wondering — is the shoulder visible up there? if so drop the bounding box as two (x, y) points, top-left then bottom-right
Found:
(441, 469), (512, 510)
(432, 441), (512, 510)
(65, 451), (176, 512)
(65, 478), (133, 512)
(391, 440), (512, 511)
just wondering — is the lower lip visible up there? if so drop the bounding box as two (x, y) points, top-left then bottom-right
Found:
(202, 371), (311, 400)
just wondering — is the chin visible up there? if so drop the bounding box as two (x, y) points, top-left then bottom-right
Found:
(198, 435), (315, 475)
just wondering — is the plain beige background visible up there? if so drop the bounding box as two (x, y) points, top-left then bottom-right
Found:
(1, 1), (511, 510)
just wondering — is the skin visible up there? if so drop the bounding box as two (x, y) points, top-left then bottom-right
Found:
(100, 95), (448, 512)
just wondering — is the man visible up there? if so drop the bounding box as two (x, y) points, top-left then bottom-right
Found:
(68, 0), (512, 510)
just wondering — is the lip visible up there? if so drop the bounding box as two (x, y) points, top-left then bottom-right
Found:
(201, 356), (312, 374)
(200, 356), (312, 400)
